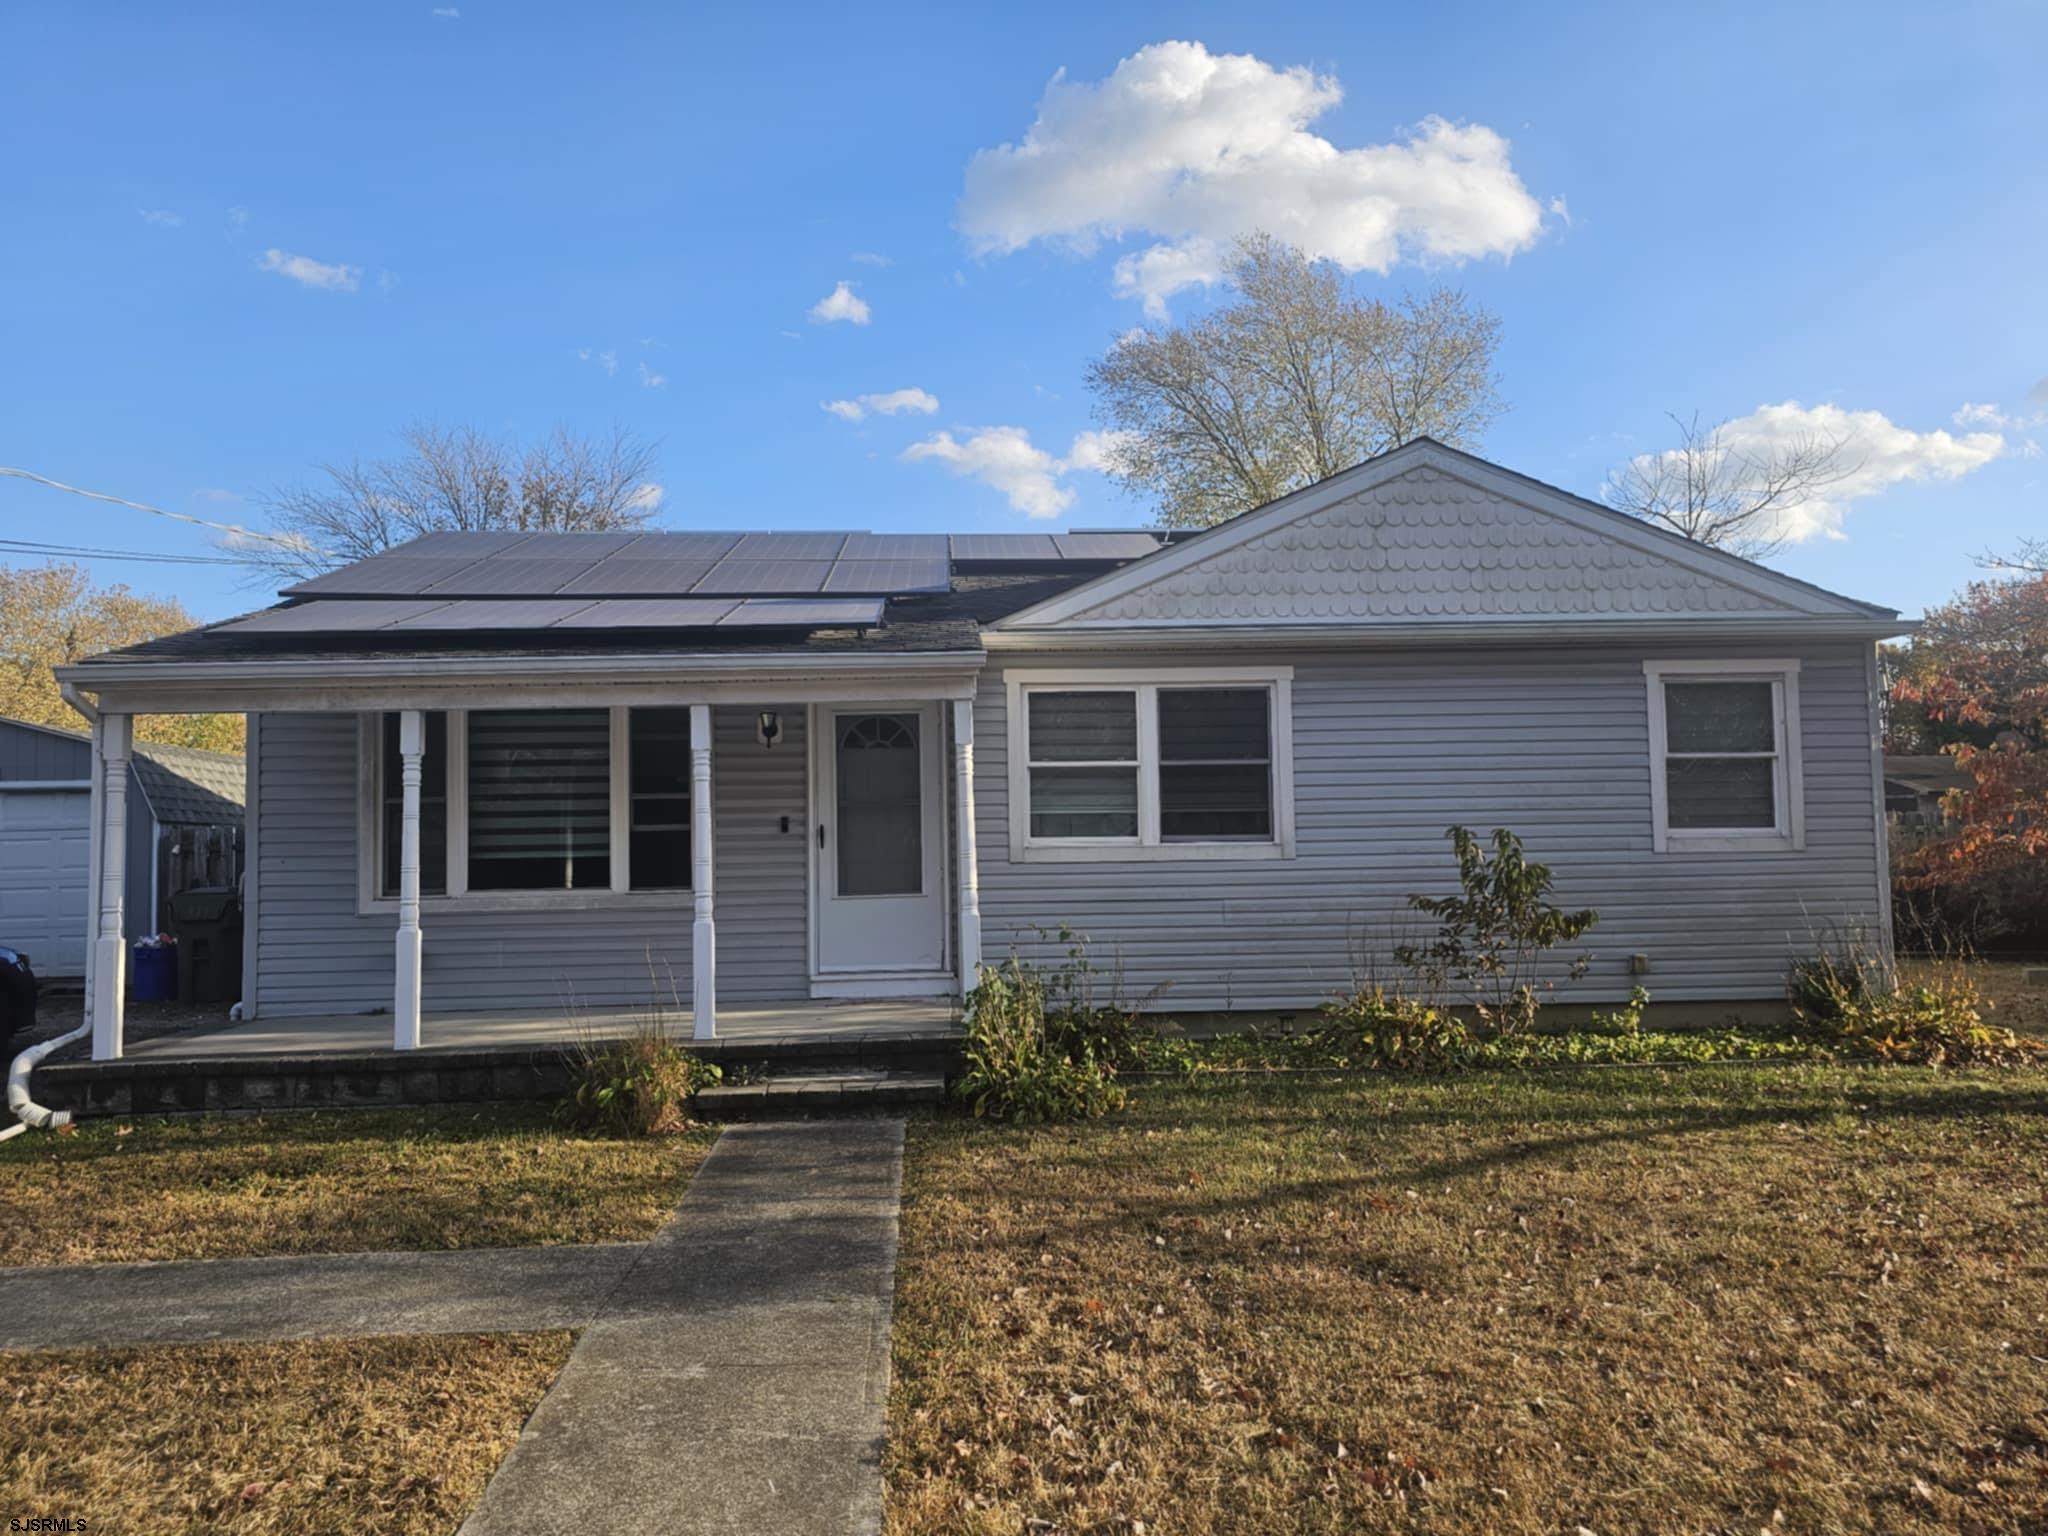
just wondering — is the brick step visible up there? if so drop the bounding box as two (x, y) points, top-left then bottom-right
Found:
(697, 1068), (947, 1119)
(35, 1035), (962, 1120)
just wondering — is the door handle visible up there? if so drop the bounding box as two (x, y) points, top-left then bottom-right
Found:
(817, 823), (827, 849)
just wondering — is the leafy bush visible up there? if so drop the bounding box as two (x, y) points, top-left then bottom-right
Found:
(954, 950), (1134, 1123)
(1790, 949), (2045, 1067)
(1314, 984), (1473, 1071)
(561, 1022), (722, 1136)
(1394, 826), (1598, 1034)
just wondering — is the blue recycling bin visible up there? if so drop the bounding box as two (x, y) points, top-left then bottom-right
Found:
(130, 940), (178, 1003)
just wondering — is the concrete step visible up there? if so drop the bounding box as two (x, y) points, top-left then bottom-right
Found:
(696, 1068), (947, 1118)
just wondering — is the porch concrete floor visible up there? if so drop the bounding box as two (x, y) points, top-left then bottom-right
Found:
(117, 998), (960, 1061)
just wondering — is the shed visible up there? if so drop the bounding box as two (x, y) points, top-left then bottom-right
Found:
(0, 716), (245, 977)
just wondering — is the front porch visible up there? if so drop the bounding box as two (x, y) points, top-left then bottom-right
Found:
(58, 653), (988, 1065)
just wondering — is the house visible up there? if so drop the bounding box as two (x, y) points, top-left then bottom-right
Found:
(0, 717), (245, 978)
(1882, 753), (1970, 831)
(52, 439), (1909, 1060)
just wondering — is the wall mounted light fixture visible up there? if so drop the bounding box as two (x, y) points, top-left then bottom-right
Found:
(757, 711), (783, 749)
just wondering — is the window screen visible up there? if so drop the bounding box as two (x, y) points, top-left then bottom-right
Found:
(835, 713), (922, 896)
(1027, 691), (1139, 838)
(1663, 680), (1778, 829)
(466, 709), (612, 890)
(628, 708), (691, 890)
(379, 712), (447, 897)
(1158, 687), (1272, 840)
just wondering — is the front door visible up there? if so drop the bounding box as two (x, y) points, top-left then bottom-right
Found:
(812, 704), (947, 980)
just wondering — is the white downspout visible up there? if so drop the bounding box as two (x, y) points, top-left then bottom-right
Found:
(1, 682), (110, 1137)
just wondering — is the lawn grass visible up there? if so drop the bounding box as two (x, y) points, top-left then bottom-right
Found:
(888, 1065), (2048, 1535)
(0, 1105), (714, 1266)
(0, 1332), (570, 1534)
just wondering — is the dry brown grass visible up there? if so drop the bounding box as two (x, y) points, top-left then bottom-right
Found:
(0, 1106), (713, 1266)
(888, 1065), (2048, 1536)
(1905, 958), (2048, 1036)
(0, 1332), (569, 1534)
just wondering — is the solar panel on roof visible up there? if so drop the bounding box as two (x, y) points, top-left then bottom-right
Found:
(285, 555), (506, 597)
(726, 532), (852, 560)
(551, 599), (740, 628)
(948, 534), (1061, 561)
(693, 559), (836, 594)
(719, 597), (884, 627)
(217, 600), (454, 633)
(421, 556), (617, 595)
(377, 531), (538, 558)
(839, 532), (949, 559)
(385, 599), (597, 630)
(822, 557), (950, 594)
(554, 559), (725, 596)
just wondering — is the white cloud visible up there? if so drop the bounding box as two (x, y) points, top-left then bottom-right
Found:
(625, 481), (664, 511)
(1060, 428), (1138, 473)
(431, 6), (460, 16)
(1954, 400), (2048, 431)
(639, 361), (667, 389)
(258, 247), (361, 292)
(1616, 401), (2007, 544)
(850, 251), (892, 267)
(823, 387), (941, 422)
(377, 269), (399, 294)
(902, 425), (1128, 518)
(599, 348), (618, 376)
(959, 40), (1548, 315)
(225, 205), (249, 238)
(193, 487), (244, 504)
(138, 208), (183, 228)
(808, 281), (871, 325)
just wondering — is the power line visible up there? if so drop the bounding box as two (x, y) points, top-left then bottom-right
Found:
(0, 537), (259, 568)
(0, 465), (331, 555)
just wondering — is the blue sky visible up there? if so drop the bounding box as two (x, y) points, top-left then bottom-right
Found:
(3, 1), (2042, 623)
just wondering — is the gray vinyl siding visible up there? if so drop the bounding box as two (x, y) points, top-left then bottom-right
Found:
(975, 642), (1886, 1010)
(249, 707), (811, 1017)
(0, 719), (156, 945)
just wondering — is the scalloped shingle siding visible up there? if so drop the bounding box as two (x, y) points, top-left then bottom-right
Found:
(1073, 467), (1792, 624)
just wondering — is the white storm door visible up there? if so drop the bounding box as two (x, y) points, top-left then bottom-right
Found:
(813, 705), (946, 975)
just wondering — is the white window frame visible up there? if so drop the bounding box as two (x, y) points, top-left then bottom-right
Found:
(357, 706), (693, 913)
(1643, 659), (1805, 854)
(1004, 666), (1295, 863)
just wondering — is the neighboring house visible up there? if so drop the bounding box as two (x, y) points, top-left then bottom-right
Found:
(54, 440), (1909, 1057)
(0, 717), (245, 977)
(1883, 753), (1971, 831)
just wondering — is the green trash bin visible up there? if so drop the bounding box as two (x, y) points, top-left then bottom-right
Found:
(170, 886), (244, 1004)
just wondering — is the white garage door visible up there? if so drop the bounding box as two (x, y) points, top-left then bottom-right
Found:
(0, 788), (92, 977)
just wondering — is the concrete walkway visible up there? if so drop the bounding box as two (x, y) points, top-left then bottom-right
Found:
(1, 1118), (907, 1536)
(0, 1244), (641, 1350)
(459, 1118), (904, 1536)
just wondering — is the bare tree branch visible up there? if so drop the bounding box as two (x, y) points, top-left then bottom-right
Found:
(251, 423), (663, 581)
(1977, 536), (2048, 576)
(1084, 233), (1505, 528)
(1604, 411), (1865, 559)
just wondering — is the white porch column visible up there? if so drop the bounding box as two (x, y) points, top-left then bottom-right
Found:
(393, 708), (424, 1051)
(951, 697), (982, 996)
(90, 713), (132, 1062)
(689, 703), (716, 1040)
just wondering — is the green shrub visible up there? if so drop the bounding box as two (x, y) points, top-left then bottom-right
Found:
(954, 953), (1131, 1123)
(1314, 984), (1474, 1072)
(1394, 826), (1598, 1034)
(561, 1023), (722, 1136)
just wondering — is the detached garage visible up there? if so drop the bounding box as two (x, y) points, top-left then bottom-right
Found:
(0, 717), (244, 979)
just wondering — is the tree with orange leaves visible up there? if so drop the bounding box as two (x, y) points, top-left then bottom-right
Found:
(1890, 572), (2048, 939)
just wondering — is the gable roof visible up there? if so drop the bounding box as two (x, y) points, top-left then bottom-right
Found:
(131, 741), (246, 825)
(991, 439), (1901, 635)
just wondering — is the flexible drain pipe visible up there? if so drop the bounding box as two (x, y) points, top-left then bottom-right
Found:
(5, 678), (108, 1139)
(2, 1022), (89, 1141)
